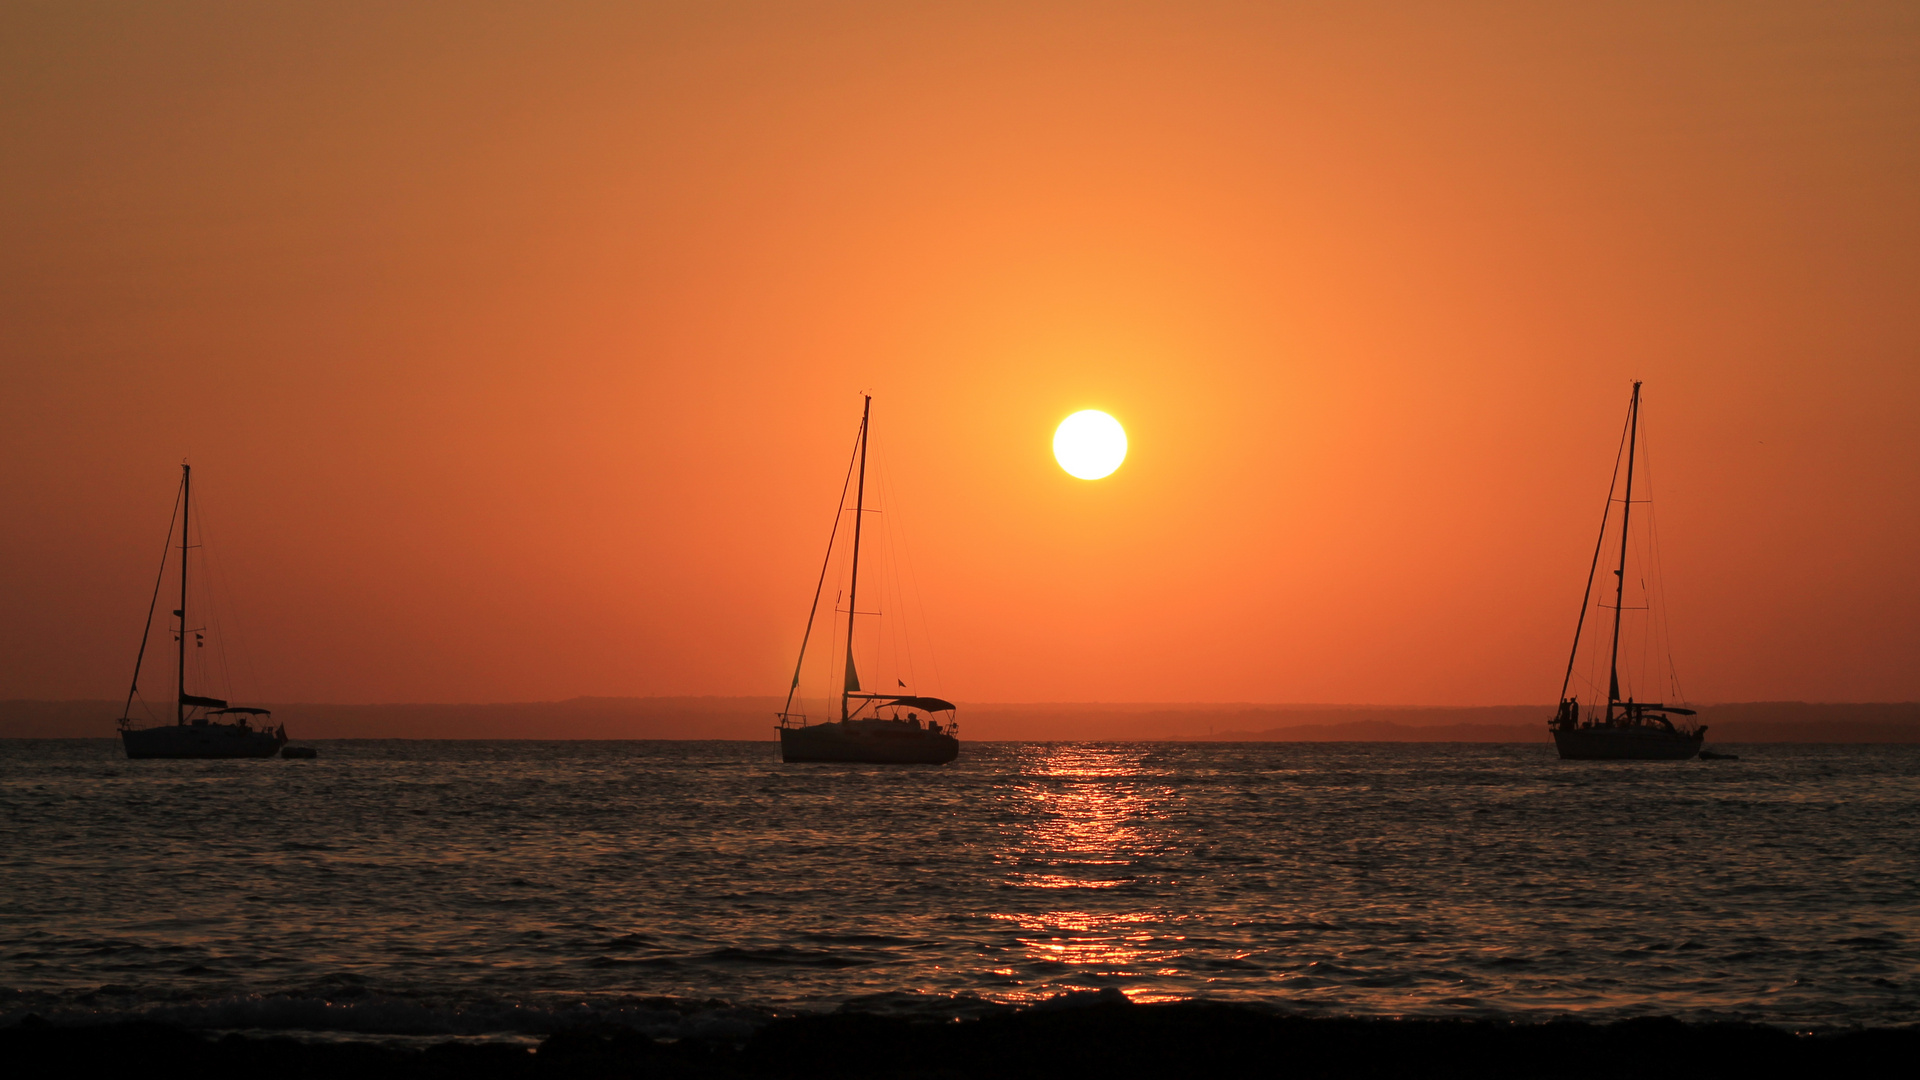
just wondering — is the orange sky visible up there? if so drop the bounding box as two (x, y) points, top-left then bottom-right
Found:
(2, 2), (1915, 708)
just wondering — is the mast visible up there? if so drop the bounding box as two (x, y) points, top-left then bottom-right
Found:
(177, 464), (190, 726)
(780, 420), (862, 722)
(1605, 382), (1641, 722)
(121, 475), (184, 725)
(1556, 406), (1632, 720)
(842, 396), (871, 722)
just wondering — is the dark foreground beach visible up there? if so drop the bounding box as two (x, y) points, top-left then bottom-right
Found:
(7, 999), (1916, 1079)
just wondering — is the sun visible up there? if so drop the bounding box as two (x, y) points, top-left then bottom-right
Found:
(1053, 410), (1128, 480)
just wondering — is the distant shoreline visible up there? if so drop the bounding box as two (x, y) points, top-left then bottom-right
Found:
(6, 698), (1917, 742)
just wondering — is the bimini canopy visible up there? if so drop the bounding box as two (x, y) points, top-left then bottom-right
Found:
(874, 696), (957, 714)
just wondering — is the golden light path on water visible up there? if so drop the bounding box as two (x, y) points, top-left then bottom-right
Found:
(993, 745), (1199, 1002)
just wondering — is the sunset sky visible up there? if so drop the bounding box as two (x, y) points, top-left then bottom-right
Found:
(3, 1), (1915, 708)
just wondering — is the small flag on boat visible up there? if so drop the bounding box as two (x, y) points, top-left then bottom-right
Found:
(897, 679), (906, 687)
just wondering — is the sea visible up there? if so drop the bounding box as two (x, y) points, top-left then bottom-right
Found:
(1, 740), (1915, 1040)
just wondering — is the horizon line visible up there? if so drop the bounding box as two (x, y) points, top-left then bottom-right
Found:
(8, 696), (1918, 709)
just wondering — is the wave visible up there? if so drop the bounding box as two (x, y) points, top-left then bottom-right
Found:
(0, 989), (772, 1039)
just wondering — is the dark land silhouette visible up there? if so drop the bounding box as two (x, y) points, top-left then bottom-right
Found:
(6, 999), (1916, 1079)
(5, 698), (1916, 742)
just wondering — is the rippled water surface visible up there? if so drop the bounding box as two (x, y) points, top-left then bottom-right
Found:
(1, 740), (1915, 1033)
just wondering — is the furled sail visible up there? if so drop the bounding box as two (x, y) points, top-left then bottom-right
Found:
(844, 654), (861, 693)
(180, 692), (229, 709)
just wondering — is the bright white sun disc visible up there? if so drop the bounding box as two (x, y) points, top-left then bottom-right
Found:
(1053, 410), (1128, 480)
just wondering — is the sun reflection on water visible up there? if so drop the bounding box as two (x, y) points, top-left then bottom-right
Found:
(995, 744), (1187, 999)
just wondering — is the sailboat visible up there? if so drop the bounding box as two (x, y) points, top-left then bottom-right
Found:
(778, 397), (960, 765)
(1549, 382), (1706, 761)
(118, 465), (288, 760)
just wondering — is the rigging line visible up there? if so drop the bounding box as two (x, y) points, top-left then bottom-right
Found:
(877, 433), (945, 697)
(1557, 393), (1634, 706)
(1654, 506), (1687, 702)
(194, 494), (264, 707)
(233, 560), (264, 705)
(902, 446), (945, 693)
(1630, 417), (1659, 702)
(866, 435), (892, 688)
(1581, 581), (1607, 700)
(121, 478), (184, 723)
(1605, 382), (1643, 714)
(1635, 490), (1651, 699)
(888, 460), (912, 691)
(187, 515), (212, 696)
(873, 451), (900, 689)
(821, 588), (845, 721)
(1631, 460), (1658, 701)
(1646, 575), (1660, 696)
(177, 465), (188, 723)
(874, 448), (916, 693)
(784, 417), (864, 720)
(841, 398), (872, 722)
(825, 517), (856, 718)
(892, 470), (922, 694)
(889, 464), (925, 694)
(191, 494), (232, 702)
(1640, 425), (1688, 704)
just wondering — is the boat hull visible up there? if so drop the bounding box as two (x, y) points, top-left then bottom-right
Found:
(780, 721), (959, 764)
(1552, 727), (1703, 761)
(121, 722), (287, 760)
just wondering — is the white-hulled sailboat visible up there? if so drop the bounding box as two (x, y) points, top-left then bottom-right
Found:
(777, 397), (959, 764)
(118, 465), (287, 759)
